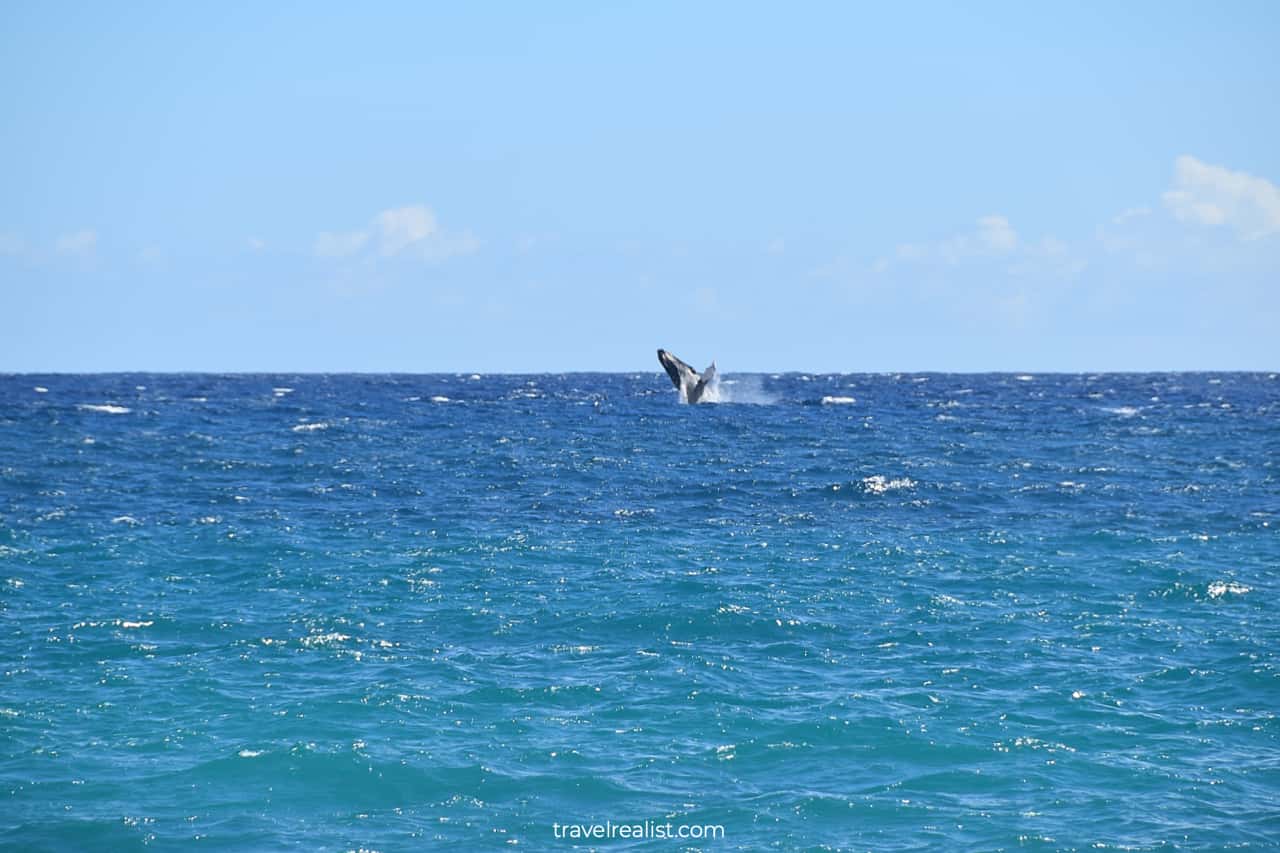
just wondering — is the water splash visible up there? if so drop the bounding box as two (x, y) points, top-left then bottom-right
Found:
(706, 375), (777, 405)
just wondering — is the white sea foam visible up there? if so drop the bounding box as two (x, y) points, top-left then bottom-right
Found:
(292, 422), (329, 432)
(430, 396), (450, 403)
(111, 516), (142, 526)
(1016, 374), (1035, 382)
(822, 396), (857, 405)
(613, 507), (655, 518)
(237, 749), (264, 758)
(273, 387), (294, 397)
(1104, 406), (1141, 417)
(78, 404), (131, 414)
(33, 386), (48, 393)
(301, 632), (351, 647)
(1208, 581), (1250, 598)
(118, 620), (153, 629)
(551, 644), (598, 655)
(718, 603), (751, 614)
(863, 475), (916, 494)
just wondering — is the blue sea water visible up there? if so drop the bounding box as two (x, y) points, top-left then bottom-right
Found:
(1, 371), (1278, 851)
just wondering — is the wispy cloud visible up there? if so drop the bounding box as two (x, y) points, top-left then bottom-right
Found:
(314, 204), (478, 262)
(976, 215), (1017, 252)
(1111, 206), (1151, 226)
(55, 229), (97, 255)
(372, 206), (435, 256)
(1162, 155), (1280, 240)
(896, 214), (1019, 265)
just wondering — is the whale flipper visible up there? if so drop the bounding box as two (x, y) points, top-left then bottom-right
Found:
(691, 362), (717, 403)
(658, 349), (717, 403)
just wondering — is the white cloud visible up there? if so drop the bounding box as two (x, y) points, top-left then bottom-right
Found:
(976, 215), (1017, 252)
(315, 204), (476, 262)
(896, 214), (1019, 265)
(1009, 236), (1087, 279)
(373, 205), (436, 256)
(1162, 155), (1280, 240)
(56, 229), (97, 255)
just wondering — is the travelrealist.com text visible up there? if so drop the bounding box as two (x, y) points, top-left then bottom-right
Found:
(552, 820), (726, 841)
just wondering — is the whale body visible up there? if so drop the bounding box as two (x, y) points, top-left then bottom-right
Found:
(657, 349), (717, 403)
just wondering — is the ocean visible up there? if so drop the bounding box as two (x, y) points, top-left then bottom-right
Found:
(1, 372), (1277, 850)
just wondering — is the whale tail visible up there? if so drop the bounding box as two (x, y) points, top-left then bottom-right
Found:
(657, 349), (717, 403)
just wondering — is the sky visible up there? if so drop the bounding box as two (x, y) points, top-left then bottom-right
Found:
(2, 1), (1278, 372)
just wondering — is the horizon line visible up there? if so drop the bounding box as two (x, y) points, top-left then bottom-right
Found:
(3, 368), (1277, 377)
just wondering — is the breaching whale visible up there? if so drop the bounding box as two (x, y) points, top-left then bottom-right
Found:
(657, 349), (717, 403)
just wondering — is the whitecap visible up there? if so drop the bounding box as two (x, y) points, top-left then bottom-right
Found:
(863, 475), (916, 494)
(300, 632), (351, 647)
(822, 396), (856, 405)
(1208, 581), (1250, 598)
(1104, 406), (1141, 417)
(33, 386), (48, 393)
(551, 644), (598, 655)
(273, 387), (294, 397)
(111, 516), (142, 526)
(431, 396), (450, 403)
(119, 620), (153, 629)
(1015, 374), (1035, 382)
(291, 422), (329, 432)
(237, 749), (263, 758)
(78, 404), (131, 414)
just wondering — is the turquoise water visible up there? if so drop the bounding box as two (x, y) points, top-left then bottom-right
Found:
(1, 372), (1277, 850)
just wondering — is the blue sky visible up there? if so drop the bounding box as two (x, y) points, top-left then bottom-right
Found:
(2, 2), (1277, 372)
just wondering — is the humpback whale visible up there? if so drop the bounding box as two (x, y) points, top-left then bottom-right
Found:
(657, 349), (717, 403)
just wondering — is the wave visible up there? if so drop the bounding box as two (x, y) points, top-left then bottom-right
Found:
(77, 404), (131, 414)
(863, 475), (916, 494)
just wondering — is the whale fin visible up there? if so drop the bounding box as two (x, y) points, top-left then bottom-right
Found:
(690, 362), (717, 403)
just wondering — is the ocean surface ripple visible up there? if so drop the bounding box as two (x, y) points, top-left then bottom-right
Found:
(1, 372), (1277, 850)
